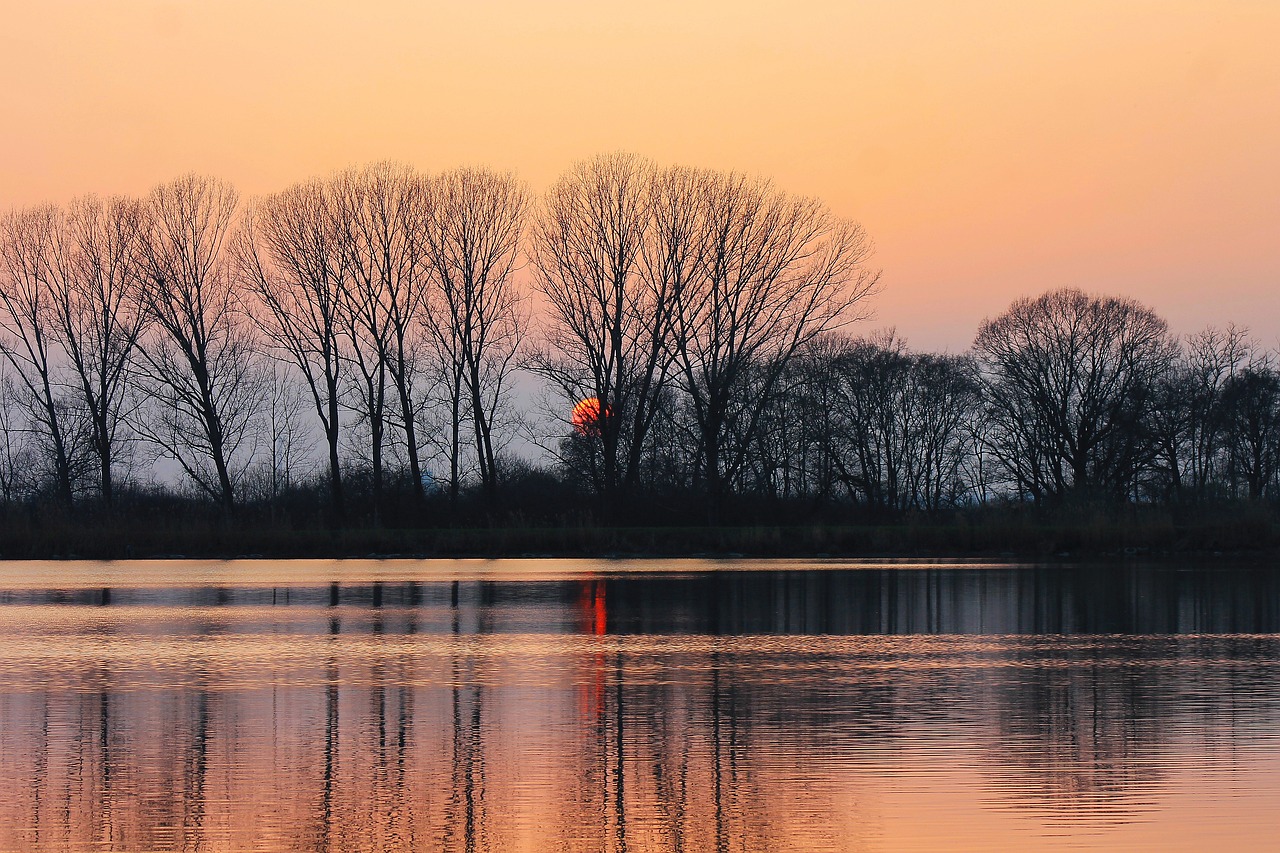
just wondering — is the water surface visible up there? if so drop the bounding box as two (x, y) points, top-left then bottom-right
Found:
(0, 558), (1277, 851)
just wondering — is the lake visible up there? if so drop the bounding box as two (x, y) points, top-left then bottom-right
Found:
(0, 558), (1277, 851)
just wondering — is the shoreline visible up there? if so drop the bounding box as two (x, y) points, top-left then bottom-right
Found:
(1, 517), (1276, 562)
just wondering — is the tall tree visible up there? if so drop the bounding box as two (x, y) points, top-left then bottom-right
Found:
(236, 179), (349, 520)
(667, 170), (879, 512)
(0, 204), (77, 505)
(134, 174), (262, 510)
(421, 167), (529, 505)
(335, 162), (430, 504)
(529, 153), (658, 500)
(331, 167), (390, 511)
(629, 166), (703, 491)
(45, 195), (147, 506)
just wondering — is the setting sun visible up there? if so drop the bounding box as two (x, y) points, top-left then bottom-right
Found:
(571, 397), (609, 436)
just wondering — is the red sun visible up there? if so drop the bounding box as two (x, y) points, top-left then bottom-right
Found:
(571, 397), (611, 436)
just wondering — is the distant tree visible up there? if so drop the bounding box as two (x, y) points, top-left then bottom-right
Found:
(1220, 363), (1280, 500)
(1150, 325), (1253, 501)
(793, 335), (854, 502)
(828, 334), (913, 509)
(0, 366), (41, 503)
(910, 352), (983, 509)
(743, 354), (810, 500)
(822, 334), (978, 511)
(134, 174), (263, 510)
(261, 364), (312, 503)
(974, 288), (1176, 502)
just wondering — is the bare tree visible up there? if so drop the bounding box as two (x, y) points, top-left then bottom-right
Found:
(44, 195), (147, 507)
(787, 334), (852, 502)
(420, 272), (470, 504)
(134, 174), (262, 510)
(0, 204), (77, 505)
(333, 168), (390, 512)
(0, 366), (41, 503)
(1151, 325), (1253, 501)
(629, 166), (704, 490)
(825, 337), (979, 511)
(259, 364), (312, 505)
(910, 353), (982, 509)
(236, 179), (349, 520)
(827, 334), (913, 510)
(528, 153), (661, 500)
(974, 288), (1176, 502)
(667, 170), (879, 512)
(421, 167), (529, 505)
(1220, 360), (1280, 500)
(335, 162), (430, 506)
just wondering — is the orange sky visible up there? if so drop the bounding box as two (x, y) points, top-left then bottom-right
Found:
(1, 1), (1277, 350)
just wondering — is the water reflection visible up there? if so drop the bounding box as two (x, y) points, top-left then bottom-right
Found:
(0, 562), (1277, 851)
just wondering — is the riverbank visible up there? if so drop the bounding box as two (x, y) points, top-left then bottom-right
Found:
(2, 504), (1276, 560)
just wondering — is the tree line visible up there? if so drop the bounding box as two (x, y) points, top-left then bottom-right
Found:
(1, 153), (1277, 529)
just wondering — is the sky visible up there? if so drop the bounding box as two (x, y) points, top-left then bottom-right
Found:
(1, 0), (1277, 352)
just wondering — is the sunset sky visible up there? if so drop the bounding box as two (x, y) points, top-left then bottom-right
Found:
(2, 1), (1276, 350)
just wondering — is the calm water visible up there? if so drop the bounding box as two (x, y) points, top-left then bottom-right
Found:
(0, 558), (1278, 852)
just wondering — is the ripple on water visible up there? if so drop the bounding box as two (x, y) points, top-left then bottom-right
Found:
(0, 561), (1278, 851)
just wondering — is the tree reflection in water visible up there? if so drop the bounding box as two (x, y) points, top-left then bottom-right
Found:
(0, 563), (1277, 851)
